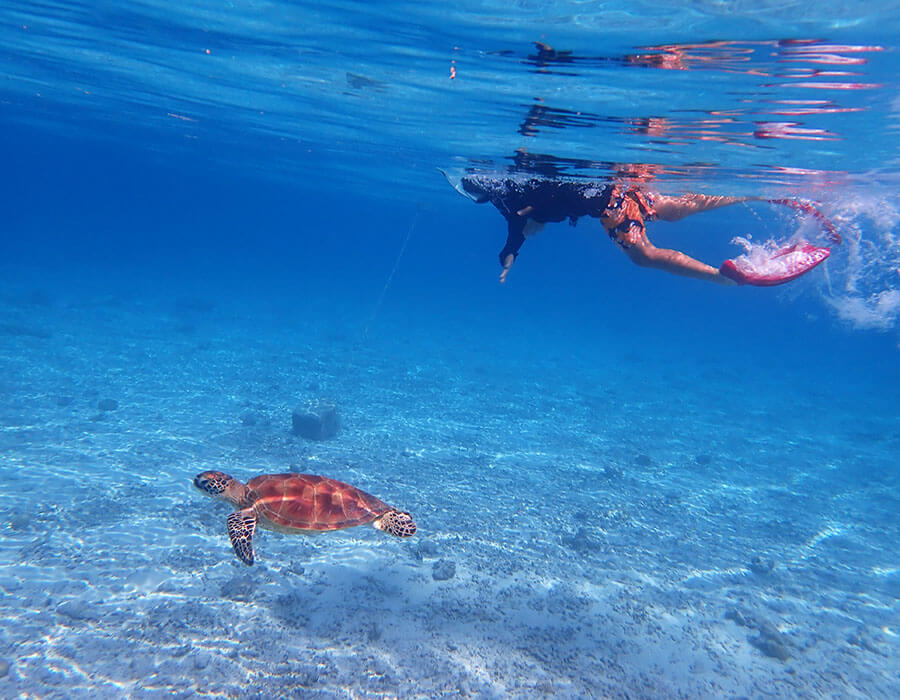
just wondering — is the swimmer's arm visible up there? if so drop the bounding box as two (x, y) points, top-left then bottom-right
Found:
(498, 218), (527, 284)
(500, 253), (515, 284)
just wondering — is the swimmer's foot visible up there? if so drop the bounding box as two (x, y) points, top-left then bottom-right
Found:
(719, 259), (749, 285)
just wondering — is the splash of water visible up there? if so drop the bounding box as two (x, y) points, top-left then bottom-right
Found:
(728, 234), (820, 280)
(821, 188), (900, 331)
(732, 190), (900, 333)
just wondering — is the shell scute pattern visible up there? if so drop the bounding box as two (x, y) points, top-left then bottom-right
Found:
(247, 473), (390, 531)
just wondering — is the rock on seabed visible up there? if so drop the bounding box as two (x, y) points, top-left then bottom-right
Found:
(291, 399), (340, 441)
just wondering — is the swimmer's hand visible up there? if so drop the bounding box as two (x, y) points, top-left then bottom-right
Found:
(620, 222), (645, 248)
(499, 254), (515, 284)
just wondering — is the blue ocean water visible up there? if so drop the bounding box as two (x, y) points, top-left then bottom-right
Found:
(1, 1), (899, 698)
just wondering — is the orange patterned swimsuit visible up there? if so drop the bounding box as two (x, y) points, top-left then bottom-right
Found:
(598, 185), (657, 249)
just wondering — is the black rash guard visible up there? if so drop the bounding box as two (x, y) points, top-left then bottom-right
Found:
(461, 175), (615, 264)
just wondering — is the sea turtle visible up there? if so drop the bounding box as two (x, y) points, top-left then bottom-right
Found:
(193, 471), (416, 565)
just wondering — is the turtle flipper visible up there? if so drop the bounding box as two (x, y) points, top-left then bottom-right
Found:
(226, 509), (257, 565)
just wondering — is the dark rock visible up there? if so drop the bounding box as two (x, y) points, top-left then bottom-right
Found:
(602, 465), (622, 479)
(129, 655), (156, 676)
(0, 322), (50, 339)
(273, 591), (310, 627)
(749, 555), (775, 575)
(164, 548), (206, 572)
(56, 396), (74, 407)
(220, 575), (255, 601)
(749, 629), (791, 661)
(291, 400), (340, 441)
(725, 608), (750, 627)
(156, 580), (183, 594)
(635, 454), (652, 467)
(847, 628), (882, 655)
(286, 561), (306, 576)
(0, 659), (9, 677)
(97, 399), (119, 412)
(432, 559), (456, 581)
(175, 297), (215, 314)
(414, 540), (439, 561)
(561, 526), (601, 555)
(695, 454), (713, 466)
(240, 412), (257, 426)
(8, 512), (30, 531)
(57, 599), (99, 621)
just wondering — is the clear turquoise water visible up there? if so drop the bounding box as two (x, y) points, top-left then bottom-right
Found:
(1, 2), (898, 698)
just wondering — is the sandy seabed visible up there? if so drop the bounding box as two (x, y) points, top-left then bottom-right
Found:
(1, 285), (897, 699)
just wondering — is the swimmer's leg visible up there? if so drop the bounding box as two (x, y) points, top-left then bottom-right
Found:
(622, 231), (735, 285)
(651, 194), (764, 222)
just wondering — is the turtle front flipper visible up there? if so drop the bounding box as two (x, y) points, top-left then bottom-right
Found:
(226, 508), (258, 565)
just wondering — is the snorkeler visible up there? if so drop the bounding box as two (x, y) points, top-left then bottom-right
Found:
(446, 172), (838, 287)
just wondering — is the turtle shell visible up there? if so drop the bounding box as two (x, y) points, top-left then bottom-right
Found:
(246, 473), (392, 532)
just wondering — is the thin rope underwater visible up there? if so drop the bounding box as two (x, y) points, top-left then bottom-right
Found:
(361, 209), (420, 340)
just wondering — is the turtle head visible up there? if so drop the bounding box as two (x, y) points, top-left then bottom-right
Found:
(375, 510), (417, 538)
(193, 471), (248, 506)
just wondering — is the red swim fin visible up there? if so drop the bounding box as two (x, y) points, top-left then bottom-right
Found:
(767, 198), (842, 245)
(720, 242), (831, 286)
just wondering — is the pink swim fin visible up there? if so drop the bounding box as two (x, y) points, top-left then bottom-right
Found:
(719, 242), (831, 286)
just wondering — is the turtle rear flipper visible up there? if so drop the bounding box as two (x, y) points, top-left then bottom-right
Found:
(226, 509), (257, 565)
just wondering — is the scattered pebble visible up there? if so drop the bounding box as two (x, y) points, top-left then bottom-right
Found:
(432, 559), (456, 581)
(561, 527), (601, 555)
(749, 555), (775, 575)
(602, 465), (622, 479)
(286, 561), (306, 576)
(8, 512), (30, 531)
(848, 628), (883, 655)
(56, 599), (99, 622)
(156, 579), (183, 594)
(750, 622), (793, 661)
(414, 540), (439, 560)
(749, 631), (791, 661)
(725, 608), (750, 627)
(220, 575), (255, 602)
(274, 591), (310, 627)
